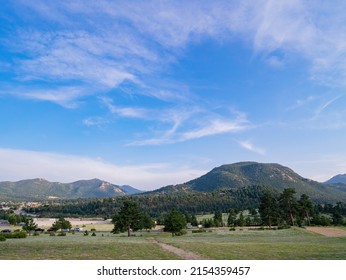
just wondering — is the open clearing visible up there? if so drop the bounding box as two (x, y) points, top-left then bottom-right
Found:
(1, 227), (345, 260)
(306, 227), (346, 237)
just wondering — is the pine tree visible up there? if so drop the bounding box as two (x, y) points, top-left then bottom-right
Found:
(279, 188), (298, 226)
(164, 208), (186, 236)
(112, 200), (143, 237)
(259, 192), (278, 228)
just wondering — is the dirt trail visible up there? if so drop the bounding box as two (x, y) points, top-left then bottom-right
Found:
(306, 227), (346, 237)
(148, 238), (209, 260)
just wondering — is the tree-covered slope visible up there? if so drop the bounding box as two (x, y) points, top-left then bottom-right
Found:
(155, 162), (346, 203)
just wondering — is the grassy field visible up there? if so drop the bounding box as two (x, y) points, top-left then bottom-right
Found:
(1, 227), (345, 260)
(0, 231), (180, 260)
(157, 227), (346, 260)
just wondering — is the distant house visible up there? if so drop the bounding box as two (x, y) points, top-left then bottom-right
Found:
(0, 220), (10, 227)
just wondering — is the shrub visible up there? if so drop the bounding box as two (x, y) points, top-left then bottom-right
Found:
(90, 228), (96, 231)
(192, 228), (206, 233)
(229, 227), (236, 231)
(49, 232), (56, 236)
(2, 231), (27, 239)
(174, 230), (187, 236)
(84, 230), (89, 236)
(91, 232), (96, 236)
(57, 232), (66, 236)
(0, 235), (6, 242)
(33, 232), (40, 236)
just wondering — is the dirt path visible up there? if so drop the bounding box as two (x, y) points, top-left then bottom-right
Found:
(306, 227), (346, 237)
(148, 238), (209, 260)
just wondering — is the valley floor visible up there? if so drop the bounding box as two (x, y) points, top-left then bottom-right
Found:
(1, 227), (346, 260)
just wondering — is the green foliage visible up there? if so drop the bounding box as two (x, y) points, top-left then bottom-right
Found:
(0, 235), (6, 241)
(51, 217), (72, 231)
(227, 209), (237, 226)
(279, 188), (299, 226)
(112, 200), (145, 236)
(22, 219), (38, 233)
(1, 231), (27, 238)
(259, 192), (279, 227)
(213, 211), (223, 227)
(298, 194), (313, 226)
(236, 211), (245, 227)
(192, 228), (206, 233)
(164, 208), (186, 236)
(24, 185), (271, 217)
(202, 218), (215, 228)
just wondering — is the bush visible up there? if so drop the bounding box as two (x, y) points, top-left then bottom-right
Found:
(90, 228), (96, 231)
(229, 227), (236, 231)
(91, 232), (96, 236)
(84, 230), (89, 236)
(0, 235), (6, 241)
(2, 231), (27, 239)
(192, 228), (206, 233)
(174, 230), (187, 236)
(57, 232), (66, 236)
(49, 232), (56, 236)
(277, 222), (291, 230)
(33, 232), (40, 236)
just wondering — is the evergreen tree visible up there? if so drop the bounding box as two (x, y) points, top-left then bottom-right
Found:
(22, 219), (38, 235)
(259, 192), (278, 228)
(213, 210), (223, 227)
(237, 211), (245, 227)
(227, 209), (237, 227)
(164, 208), (186, 236)
(279, 188), (298, 226)
(51, 217), (72, 231)
(298, 194), (313, 226)
(112, 200), (143, 237)
(191, 214), (198, 226)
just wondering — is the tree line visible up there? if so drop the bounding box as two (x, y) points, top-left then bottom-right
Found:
(19, 186), (346, 228)
(258, 188), (346, 227)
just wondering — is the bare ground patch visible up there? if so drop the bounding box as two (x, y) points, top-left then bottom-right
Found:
(306, 227), (346, 237)
(148, 238), (209, 260)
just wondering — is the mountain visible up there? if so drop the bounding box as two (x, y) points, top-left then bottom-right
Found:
(325, 174), (346, 192)
(0, 178), (142, 201)
(154, 162), (346, 203)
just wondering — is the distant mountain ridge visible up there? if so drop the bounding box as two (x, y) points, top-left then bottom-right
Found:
(154, 162), (346, 203)
(0, 178), (142, 201)
(325, 174), (346, 192)
(1, 162), (346, 203)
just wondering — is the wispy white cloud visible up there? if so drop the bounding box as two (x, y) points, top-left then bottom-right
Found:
(6, 0), (346, 103)
(314, 95), (344, 116)
(238, 140), (266, 155)
(100, 97), (149, 119)
(129, 109), (250, 146)
(180, 119), (247, 141)
(83, 117), (109, 127)
(0, 147), (206, 190)
(288, 96), (316, 111)
(0, 85), (87, 108)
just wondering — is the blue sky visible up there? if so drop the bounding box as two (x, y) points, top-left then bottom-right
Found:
(1, 0), (346, 190)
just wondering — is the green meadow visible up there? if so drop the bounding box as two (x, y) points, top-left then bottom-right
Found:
(0, 227), (345, 260)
